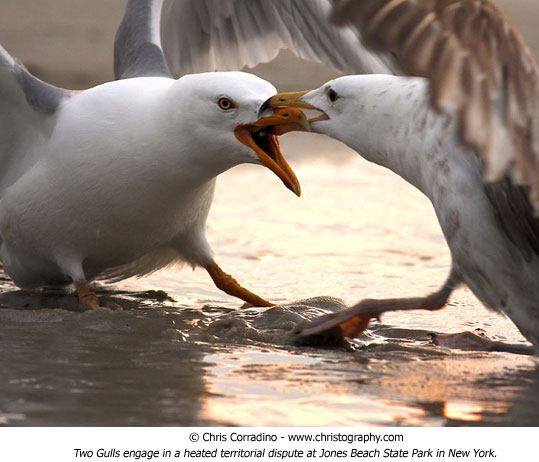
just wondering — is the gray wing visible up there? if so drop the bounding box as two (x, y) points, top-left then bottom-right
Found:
(0, 45), (71, 193)
(114, 0), (394, 80)
(114, 0), (172, 79)
(333, 0), (539, 210)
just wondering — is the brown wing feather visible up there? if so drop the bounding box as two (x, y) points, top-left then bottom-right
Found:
(334, 0), (539, 209)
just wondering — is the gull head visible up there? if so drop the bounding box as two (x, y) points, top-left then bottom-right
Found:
(168, 72), (307, 196)
(260, 76), (371, 148)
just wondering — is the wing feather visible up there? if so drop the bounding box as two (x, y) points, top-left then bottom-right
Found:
(99, 245), (183, 282)
(114, 0), (172, 79)
(115, 0), (395, 81)
(0, 45), (70, 193)
(334, 0), (539, 209)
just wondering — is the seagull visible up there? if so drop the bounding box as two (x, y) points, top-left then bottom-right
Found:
(139, 0), (539, 351)
(4, 0), (535, 346)
(0, 0), (393, 310)
(261, 0), (539, 352)
(0, 2), (314, 309)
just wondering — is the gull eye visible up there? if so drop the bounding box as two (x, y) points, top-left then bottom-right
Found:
(327, 88), (338, 103)
(217, 97), (236, 111)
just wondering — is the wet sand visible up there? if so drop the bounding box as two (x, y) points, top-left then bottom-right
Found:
(1, 265), (538, 426)
(1, 156), (538, 427)
(1, 0), (539, 426)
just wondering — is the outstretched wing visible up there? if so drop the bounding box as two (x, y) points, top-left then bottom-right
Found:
(114, 0), (173, 79)
(0, 45), (71, 193)
(333, 0), (539, 209)
(114, 0), (395, 81)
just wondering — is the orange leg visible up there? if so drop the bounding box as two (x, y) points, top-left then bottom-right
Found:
(75, 280), (99, 309)
(205, 262), (273, 307)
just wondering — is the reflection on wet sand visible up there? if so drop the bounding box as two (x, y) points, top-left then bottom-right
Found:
(200, 348), (426, 426)
(0, 286), (212, 426)
(2, 157), (539, 426)
(198, 342), (538, 426)
(368, 353), (536, 426)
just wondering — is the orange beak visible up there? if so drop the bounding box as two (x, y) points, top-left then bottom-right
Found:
(262, 91), (314, 110)
(234, 107), (309, 197)
(262, 91), (329, 124)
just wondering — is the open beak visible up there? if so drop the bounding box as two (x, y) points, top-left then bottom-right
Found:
(260, 91), (329, 124)
(234, 107), (309, 197)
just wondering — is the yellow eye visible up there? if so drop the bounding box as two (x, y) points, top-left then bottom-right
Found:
(218, 97), (236, 110)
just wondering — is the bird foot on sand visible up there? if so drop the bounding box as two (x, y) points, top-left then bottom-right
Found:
(75, 281), (101, 311)
(430, 329), (533, 355)
(77, 294), (124, 311)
